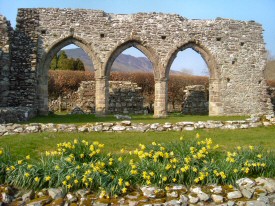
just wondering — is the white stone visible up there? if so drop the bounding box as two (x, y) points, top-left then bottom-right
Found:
(197, 192), (209, 201)
(227, 191), (242, 199)
(121, 120), (131, 126)
(255, 177), (275, 193)
(210, 185), (223, 194)
(112, 125), (126, 131)
(183, 126), (195, 131)
(166, 191), (178, 198)
(211, 194), (224, 203)
(25, 125), (39, 133)
(140, 186), (157, 198)
(188, 194), (199, 204)
(236, 178), (255, 188)
(78, 126), (88, 132)
(150, 123), (160, 129)
(48, 188), (64, 200)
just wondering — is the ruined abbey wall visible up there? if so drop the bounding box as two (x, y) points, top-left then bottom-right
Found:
(0, 8), (273, 121)
(0, 16), (12, 107)
(49, 81), (144, 114)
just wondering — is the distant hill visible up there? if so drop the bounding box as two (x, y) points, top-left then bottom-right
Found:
(265, 60), (275, 81)
(63, 48), (181, 74)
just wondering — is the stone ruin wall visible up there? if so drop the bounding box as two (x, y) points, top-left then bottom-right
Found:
(49, 81), (144, 114)
(0, 8), (274, 122)
(33, 9), (274, 116)
(0, 16), (12, 107)
(182, 85), (209, 115)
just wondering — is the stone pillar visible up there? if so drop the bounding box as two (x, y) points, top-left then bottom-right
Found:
(154, 79), (168, 118)
(209, 78), (223, 116)
(95, 77), (109, 115)
(37, 75), (48, 116)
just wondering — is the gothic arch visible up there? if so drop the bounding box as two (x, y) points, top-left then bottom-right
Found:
(103, 39), (159, 78)
(37, 35), (99, 115)
(165, 41), (218, 78)
(165, 41), (223, 115)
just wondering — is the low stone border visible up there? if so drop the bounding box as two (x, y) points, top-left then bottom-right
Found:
(0, 115), (274, 136)
(1, 177), (275, 205)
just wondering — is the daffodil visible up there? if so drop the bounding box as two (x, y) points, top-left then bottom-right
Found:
(257, 154), (263, 159)
(194, 178), (200, 183)
(45, 176), (51, 181)
(118, 178), (123, 186)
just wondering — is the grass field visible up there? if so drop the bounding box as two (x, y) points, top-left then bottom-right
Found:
(1, 126), (274, 160)
(26, 113), (248, 125)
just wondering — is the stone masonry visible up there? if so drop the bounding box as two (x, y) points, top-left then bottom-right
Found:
(49, 81), (144, 114)
(0, 16), (12, 107)
(182, 85), (209, 115)
(0, 8), (274, 121)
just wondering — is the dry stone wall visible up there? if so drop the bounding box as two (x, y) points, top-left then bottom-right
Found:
(0, 8), (274, 121)
(1, 115), (275, 136)
(49, 81), (144, 114)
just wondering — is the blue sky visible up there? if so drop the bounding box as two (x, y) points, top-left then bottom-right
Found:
(0, 0), (274, 75)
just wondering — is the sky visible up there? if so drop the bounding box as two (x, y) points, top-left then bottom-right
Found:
(0, 0), (274, 75)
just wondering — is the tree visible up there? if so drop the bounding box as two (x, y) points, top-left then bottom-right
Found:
(57, 51), (68, 70)
(50, 50), (86, 71)
(50, 54), (58, 70)
(73, 58), (85, 71)
(62, 58), (74, 70)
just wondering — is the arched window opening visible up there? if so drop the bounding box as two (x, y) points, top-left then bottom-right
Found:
(109, 46), (155, 114)
(48, 44), (95, 114)
(168, 48), (210, 115)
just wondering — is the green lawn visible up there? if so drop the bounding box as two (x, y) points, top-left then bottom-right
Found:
(26, 113), (248, 125)
(1, 126), (274, 160)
